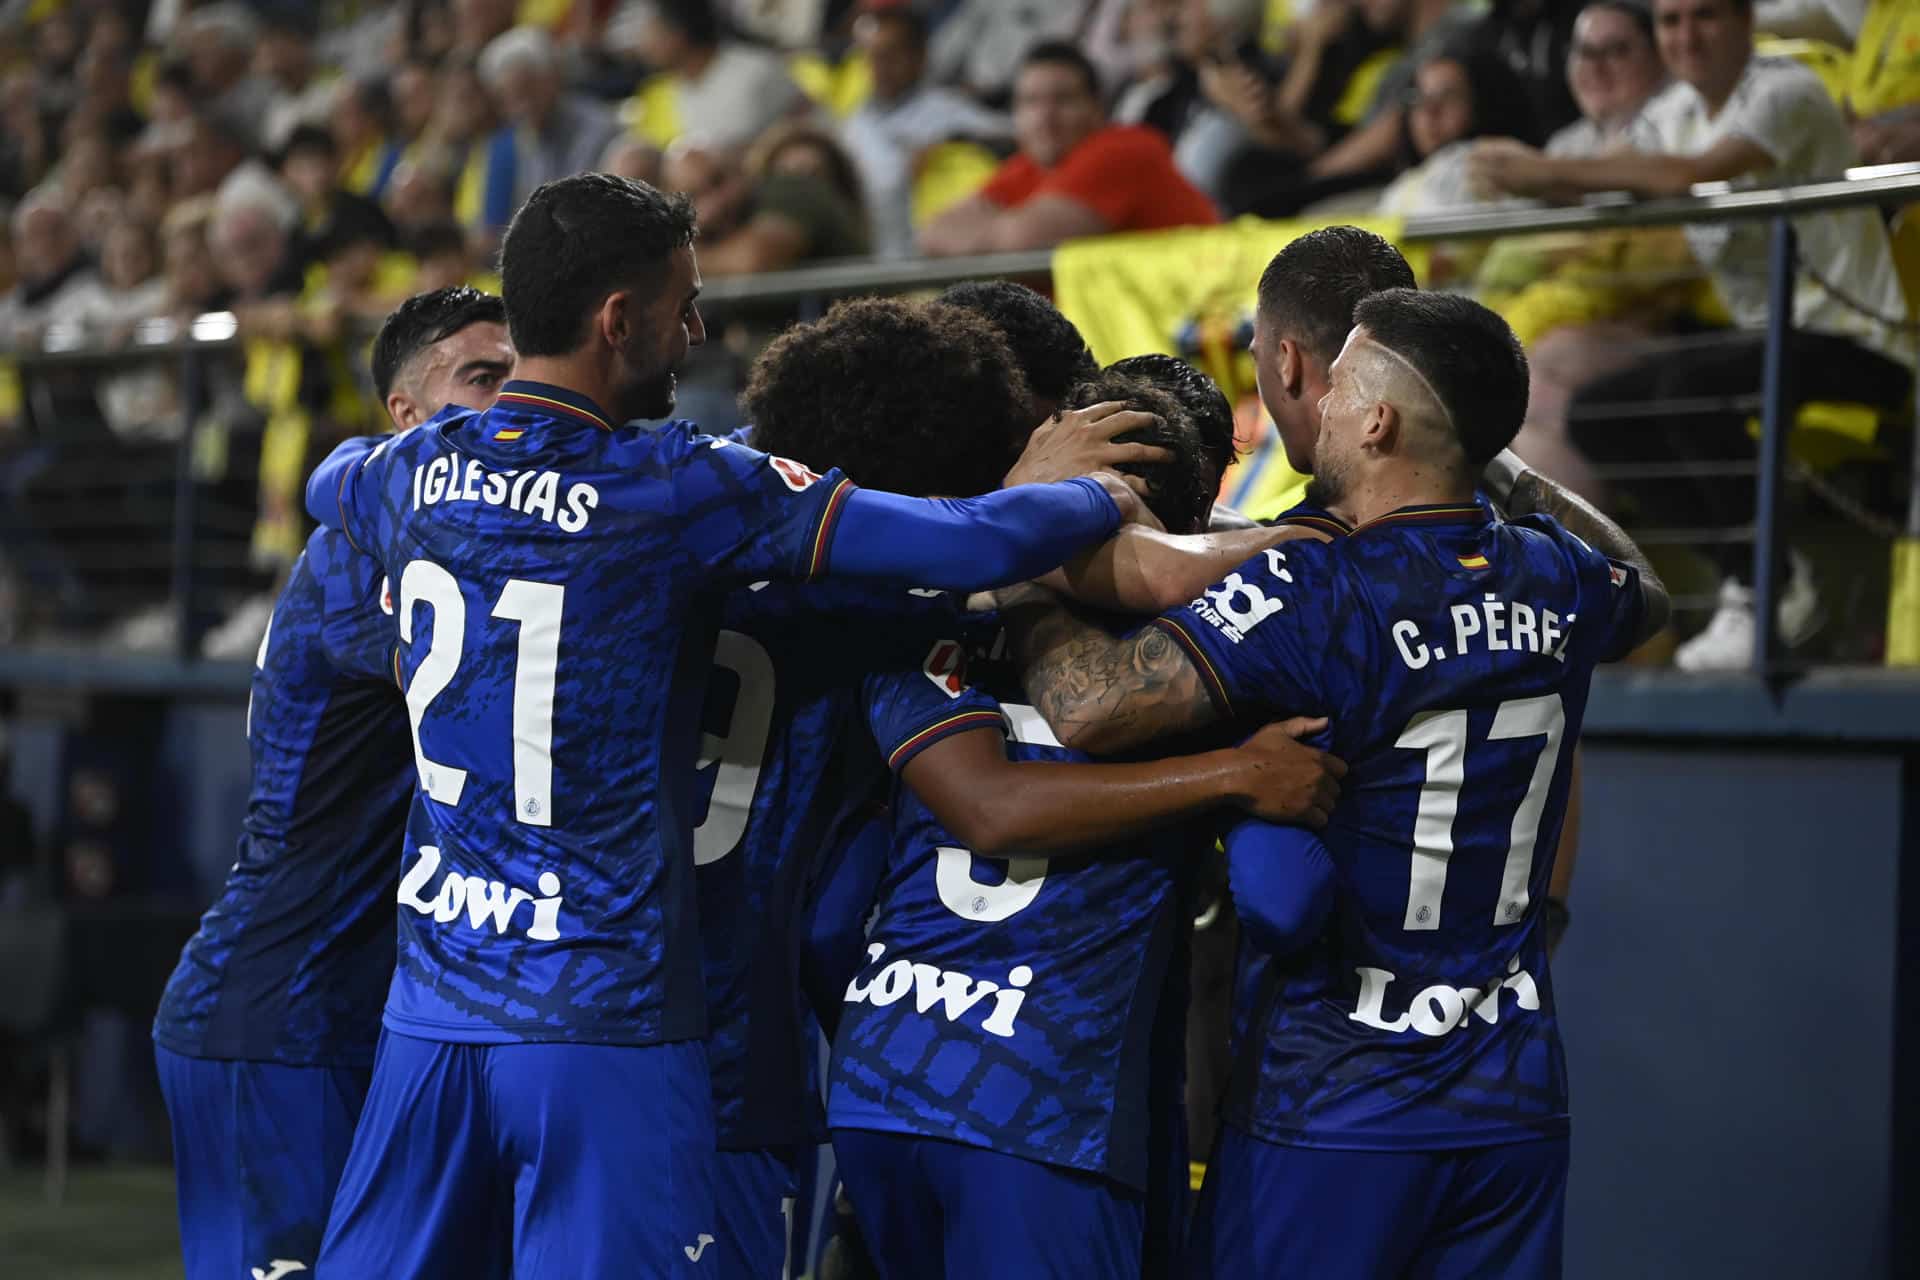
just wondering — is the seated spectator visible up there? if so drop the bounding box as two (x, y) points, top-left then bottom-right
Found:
(928, 0), (1086, 108)
(1844, 0), (1920, 164)
(168, 109), (249, 202)
(176, 3), (276, 150)
(1374, 44), (1541, 216)
(665, 124), (869, 275)
(0, 188), (101, 347)
(480, 26), (624, 209)
(256, 12), (334, 154)
(383, 158), (460, 233)
(841, 6), (1009, 260)
(277, 124), (396, 275)
(328, 76), (404, 202)
(920, 41), (1220, 257)
(626, 0), (805, 151)
(210, 171), (306, 329)
(59, 216), (170, 341)
(1472, 0), (1913, 669)
(1220, 0), (1481, 216)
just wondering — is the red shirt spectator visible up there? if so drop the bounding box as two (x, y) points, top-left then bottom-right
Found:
(921, 41), (1219, 256)
(978, 122), (1219, 234)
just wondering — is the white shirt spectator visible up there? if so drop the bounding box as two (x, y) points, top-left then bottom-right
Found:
(1633, 55), (1910, 363)
(674, 42), (804, 151)
(842, 84), (1008, 260)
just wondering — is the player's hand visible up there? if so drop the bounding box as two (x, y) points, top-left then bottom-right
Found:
(1003, 401), (1173, 489)
(1085, 470), (1163, 531)
(1232, 717), (1346, 827)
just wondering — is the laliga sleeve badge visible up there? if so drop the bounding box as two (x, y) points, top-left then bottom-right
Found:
(769, 456), (822, 492)
(923, 639), (967, 698)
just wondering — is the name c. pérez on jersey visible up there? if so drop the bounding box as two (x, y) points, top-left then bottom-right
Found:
(412, 453), (600, 532)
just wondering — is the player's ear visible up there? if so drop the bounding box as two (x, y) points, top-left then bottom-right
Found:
(1365, 400), (1399, 453)
(597, 288), (633, 351)
(386, 390), (419, 431)
(1277, 339), (1302, 395)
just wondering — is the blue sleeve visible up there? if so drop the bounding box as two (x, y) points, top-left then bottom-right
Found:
(826, 478), (1121, 590)
(1152, 540), (1339, 721)
(801, 809), (891, 1036)
(863, 650), (1005, 774)
(309, 529), (398, 685)
(303, 435), (391, 551)
(1225, 819), (1335, 957)
(1512, 514), (1647, 664)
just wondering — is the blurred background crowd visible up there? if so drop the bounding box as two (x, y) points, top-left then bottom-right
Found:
(0, 0), (1910, 671)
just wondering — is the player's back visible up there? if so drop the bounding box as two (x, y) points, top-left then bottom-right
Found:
(696, 580), (958, 1149)
(1159, 503), (1643, 1147)
(154, 527), (411, 1066)
(323, 385), (857, 1046)
(831, 652), (1200, 1190)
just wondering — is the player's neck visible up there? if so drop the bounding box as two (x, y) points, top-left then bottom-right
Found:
(507, 354), (618, 421)
(1342, 466), (1476, 528)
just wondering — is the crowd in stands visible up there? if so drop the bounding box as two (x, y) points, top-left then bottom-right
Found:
(0, 0), (1913, 668)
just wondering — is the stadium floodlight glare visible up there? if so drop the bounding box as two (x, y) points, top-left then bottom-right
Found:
(189, 311), (239, 342)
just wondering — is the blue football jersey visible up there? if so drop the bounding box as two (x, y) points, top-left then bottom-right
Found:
(153, 527), (410, 1067)
(315, 381), (863, 1046)
(696, 580), (962, 1150)
(1158, 503), (1643, 1149)
(828, 648), (1200, 1190)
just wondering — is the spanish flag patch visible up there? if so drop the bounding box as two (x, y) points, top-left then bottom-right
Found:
(1458, 553), (1490, 570)
(493, 428), (525, 442)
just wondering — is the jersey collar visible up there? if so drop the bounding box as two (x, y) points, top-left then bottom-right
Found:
(1351, 501), (1491, 536)
(492, 379), (615, 432)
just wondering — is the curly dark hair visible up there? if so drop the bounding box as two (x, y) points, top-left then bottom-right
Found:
(742, 298), (1033, 498)
(938, 280), (1097, 411)
(1064, 371), (1212, 535)
(1107, 353), (1237, 489)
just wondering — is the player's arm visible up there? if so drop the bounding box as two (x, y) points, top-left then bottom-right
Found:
(1040, 523), (1329, 615)
(900, 717), (1342, 857)
(303, 434), (390, 550)
(995, 585), (1224, 755)
(1482, 449), (1671, 648)
(1224, 819), (1336, 957)
(1545, 748), (1581, 957)
(919, 193), (1110, 256)
(829, 473), (1148, 589)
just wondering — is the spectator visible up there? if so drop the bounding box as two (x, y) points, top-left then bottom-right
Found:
(169, 110), (249, 202)
(1222, 0), (1481, 216)
(1479, 0), (1585, 140)
(600, 135), (665, 184)
(920, 41), (1220, 256)
(159, 198), (231, 320)
(625, 0), (805, 151)
(257, 12), (334, 153)
(384, 159), (460, 234)
(452, 0), (522, 58)
(390, 57), (443, 158)
(1472, 0), (1913, 669)
(176, 3), (276, 149)
(1374, 44), (1541, 216)
(407, 220), (482, 293)
(1844, 0), (1920, 165)
(479, 26), (623, 210)
(69, 42), (144, 148)
(0, 188), (101, 346)
(210, 172), (304, 313)
(61, 217), (171, 339)
(329, 76), (404, 201)
(840, 6), (1010, 260)
(278, 124), (396, 272)
(1551, 0), (1671, 155)
(665, 124), (868, 275)
(928, 0), (1087, 107)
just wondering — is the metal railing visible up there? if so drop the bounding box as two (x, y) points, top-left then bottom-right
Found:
(4, 163), (1918, 679)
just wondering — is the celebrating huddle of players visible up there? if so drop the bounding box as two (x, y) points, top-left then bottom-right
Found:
(149, 172), (1669, 1280)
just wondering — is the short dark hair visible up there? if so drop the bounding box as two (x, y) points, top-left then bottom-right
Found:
(868, 7), (929, 48)
(655, 0), (721, 46)
(1065, 371), (1212, 535)
(372, 286), (507, 402)
(1257, 226), (1416, 364)
(1107, 353), (1237, 486)
(1586, 0), (1655, 44)
(498, 173), (696, 357)
(1019, 39), (1101, 99)
(1350, 288), (1529, 465)
(743, 297), (1033, 499)
(938, 280), (1097, 409)
(277, 123), (336, 167)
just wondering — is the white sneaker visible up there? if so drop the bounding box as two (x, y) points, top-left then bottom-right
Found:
(1675, 578), (1755, 671)
(1674, 553), (1825, 672)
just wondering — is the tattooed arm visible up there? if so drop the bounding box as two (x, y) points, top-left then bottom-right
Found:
(1483, 450), (1671, 650)
(995, 584), (1225, 755)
